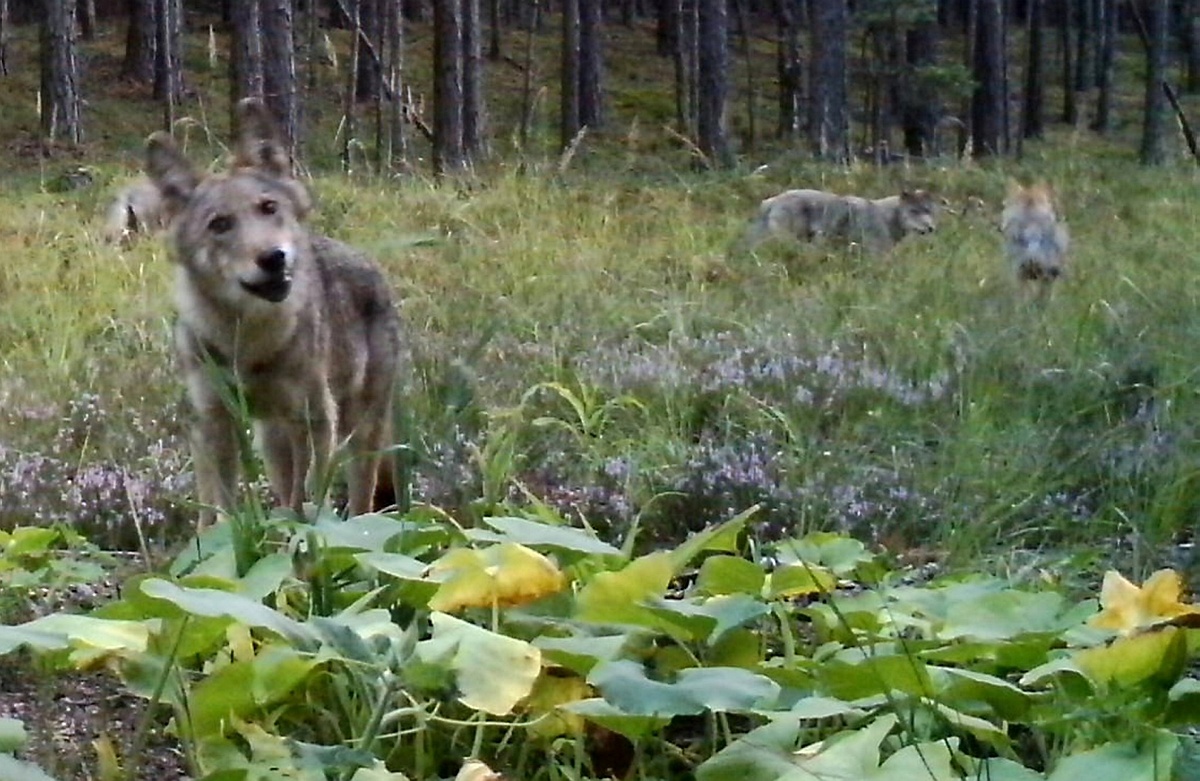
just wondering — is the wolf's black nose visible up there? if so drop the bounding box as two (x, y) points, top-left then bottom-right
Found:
(257, 248), (287, 273)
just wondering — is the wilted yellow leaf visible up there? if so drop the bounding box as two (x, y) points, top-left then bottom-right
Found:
(523, 670), (591, 738)
(1089, 569), (1200, 636)
(428, 543), (566, 613)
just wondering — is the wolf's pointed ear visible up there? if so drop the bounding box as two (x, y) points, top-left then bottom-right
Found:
(232, 97), (292, 177)
(145, 131), (199, 210)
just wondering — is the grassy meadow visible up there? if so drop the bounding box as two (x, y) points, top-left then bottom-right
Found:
(1, 14), (1199, 572)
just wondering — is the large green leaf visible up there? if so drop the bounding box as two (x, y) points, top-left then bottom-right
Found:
(560, 698), (670, 740)
(187, 645), (320, 740)
(588, 660), (780, 716)
(534, 634), (636, 675)
(311, 513), (414, 551)
(0, 614), (148, 658)
(929, 666), (1032, 721)
(417, 612), (541, 715)
(696, 556), (766, 596)
(0, 754), (63, 781)
(771, 533), (874, 576)
(0, 718), (27, 752)
(816, 652), (932, 701)
(470, 516), (623, 557)
(1074, 628), (1188, 688)
(670, 509), (755, 570)
(574, 552), (674, 625)
(140, 579), (314, 645)
(1046, 732), (1177, 781)
(644, 594), (770, 645)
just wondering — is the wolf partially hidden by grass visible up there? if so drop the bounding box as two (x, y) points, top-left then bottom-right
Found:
(1001, 180), (1070, 294)
(145, 98), (402, 528)
(735, 187), (939, 256)
(102, 177), (171, 245)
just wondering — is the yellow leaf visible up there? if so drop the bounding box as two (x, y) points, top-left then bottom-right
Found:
(523, 671), (591, 738)
(428, 543), (566, 612)
(1089, 569), (1200, 636)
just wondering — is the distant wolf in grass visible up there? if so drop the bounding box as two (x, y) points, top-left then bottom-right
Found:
(1001, 180), (1070, 294)
(145, 98), (403, 528)
(735, 188), (939, 256)
(102, 177), (172, 245)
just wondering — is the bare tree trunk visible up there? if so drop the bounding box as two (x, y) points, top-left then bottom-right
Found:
(579, 0), (604, 128)
(808, 0), (849, 162)
(1073, 0), (1093, 92)
(488, 0), (501, 60)
(262, 0), (300, 161)
(1091, 0), (1115, 130)
(383, 0), (407, 167)
(1061, 0), (1076, 123)
(971, 0), (1004, 156)
(2, 0), (12, 76)
(77, 0), (96, 40)
(41, 0), (83, 144)
(774, 0), (801, 138)
(356, 0), (382, 100)
(1140, 0), (1169, 164)
(153, 0), (183, 131)
(672, 0), (690, 132)
(433, 0), (466, 173)
(230, 0), (264, 129)
(462, 0), (486, 158)
(561, 0), (580, 147)
(1022, 0), (1044, 140)
(696, 0), (731, 167)
(123, 0), (157, 82)
(730, 0), (754, 151)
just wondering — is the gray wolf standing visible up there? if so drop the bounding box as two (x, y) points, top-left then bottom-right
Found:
(736, 188), (939, 256)
(145, 98), (402, 528)
(1001, 180), (1070, 293)
(102, 177), (171, 244)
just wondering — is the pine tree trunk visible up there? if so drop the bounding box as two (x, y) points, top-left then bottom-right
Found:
(356, 0), (382, 100)
(696, 0), (731, 168)
(40, 0), (83, 144)
(560, 0), (580, 147)
(578, 0), (603, 128)
(262, 0), (299, 161)
(1022, 0), (1044, 139)
(808, 0), (849, 162)
(0, 0), (9, 76)
(462, 0), (485, 158)
(971, 0), (1004, 156)
(1091, 0), (1115, 130)
(153, 0), (183, 128)
(487, 0), (500, 59)
(230, 0), (264, 128)
(1140, 0), (1168, 164)
(77, 0), (95, 40)
(122, 0), (157, 83)
(671, 0), (689, 132)
(1180, 0), (1200, 93)
(774, 0), (801, 139)
(383, 0), (406, 166)
(433, 0), (466, 173)
(1061, 0), (1076, 123)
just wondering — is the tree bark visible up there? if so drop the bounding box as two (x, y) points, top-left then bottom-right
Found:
(808, 0), (849, 162)
(356, 0), (382, 100)
(971, 0), (1005, 156)
(1091, 0), (1114, 130)
(774, 0), (801, 139)
(462, 0), (485, 158)
(230, 0), (264, 129)
(695, 0), (731, 167)
(1140, 0), (1168, 164)
(1180, 0), (1200, 93)
(122, 0), (157, 82)
(433, 0), (466, 173)
(560, 0), (580, 147)
(578, 0), (604, 129)
(1021, 0), (1044, 140)
(153, 0), (183, 131)
(40, 0), (83, 144)
(262, 0), (300, 161)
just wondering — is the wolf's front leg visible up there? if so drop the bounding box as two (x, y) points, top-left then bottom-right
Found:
(297, 391), (338, 517)
(258, 420), (296, 514)
(190, 404), (241, 529)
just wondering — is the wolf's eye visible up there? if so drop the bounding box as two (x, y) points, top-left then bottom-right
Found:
(208, 214), (234, 233)
(259, 199), (278, 216)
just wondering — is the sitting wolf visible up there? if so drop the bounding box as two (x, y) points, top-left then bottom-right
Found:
(1001, 180), (1070, 292)
(737, 188), (939, 256)
(739, 185), (936, 256)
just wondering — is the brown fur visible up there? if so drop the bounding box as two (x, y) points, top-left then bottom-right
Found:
(736, 188), (939, 256)
(145, 99), (403, 527)
(102, 177), (173, 245)
(1001, 180), (1070, 293)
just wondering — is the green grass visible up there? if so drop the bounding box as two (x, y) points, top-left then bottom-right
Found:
(2, 17), (1200, 573)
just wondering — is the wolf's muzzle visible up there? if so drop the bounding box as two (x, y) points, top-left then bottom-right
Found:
(241, 248), (293, 302)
